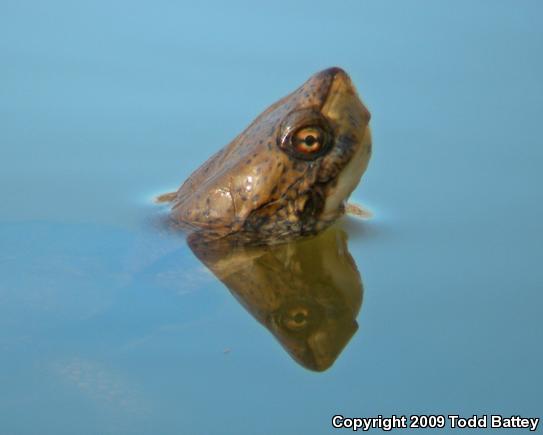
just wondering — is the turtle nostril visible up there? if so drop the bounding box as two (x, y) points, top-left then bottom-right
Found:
(322, 66), (347, 78)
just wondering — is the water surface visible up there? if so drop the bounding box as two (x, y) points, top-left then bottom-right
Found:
(1, 1), (542, 434)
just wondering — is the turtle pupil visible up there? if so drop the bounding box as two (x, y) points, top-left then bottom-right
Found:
(304, 135), (317, 146)
(294, 312), (306, 323)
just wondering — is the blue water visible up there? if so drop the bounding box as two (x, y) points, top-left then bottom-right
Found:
(1, 1), (542, 434)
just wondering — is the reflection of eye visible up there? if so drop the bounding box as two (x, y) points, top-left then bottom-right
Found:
(283, 307), (310, 331)
(292, 127), (324, 154)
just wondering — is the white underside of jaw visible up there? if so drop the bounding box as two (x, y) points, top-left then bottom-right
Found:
(322, 129), (371, 220)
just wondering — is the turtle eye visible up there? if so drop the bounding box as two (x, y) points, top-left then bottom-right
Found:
(278, 109), (333, 160)
(283, 307), (310, 331)
(292, 127), (324, 154)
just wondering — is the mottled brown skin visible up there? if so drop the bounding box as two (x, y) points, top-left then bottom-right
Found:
(188, 226), (363, 371)
(165, 67), (371, 245)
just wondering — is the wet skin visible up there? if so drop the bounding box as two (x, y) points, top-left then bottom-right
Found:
(161, 67), (371, 245)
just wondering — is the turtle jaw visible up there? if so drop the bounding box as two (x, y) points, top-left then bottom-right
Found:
(318, 69), (372, 220)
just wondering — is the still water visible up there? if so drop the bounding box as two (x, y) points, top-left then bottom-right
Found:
(1, 0), (542, 434)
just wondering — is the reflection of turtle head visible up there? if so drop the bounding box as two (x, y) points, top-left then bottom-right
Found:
(188, 226), (363, 372)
